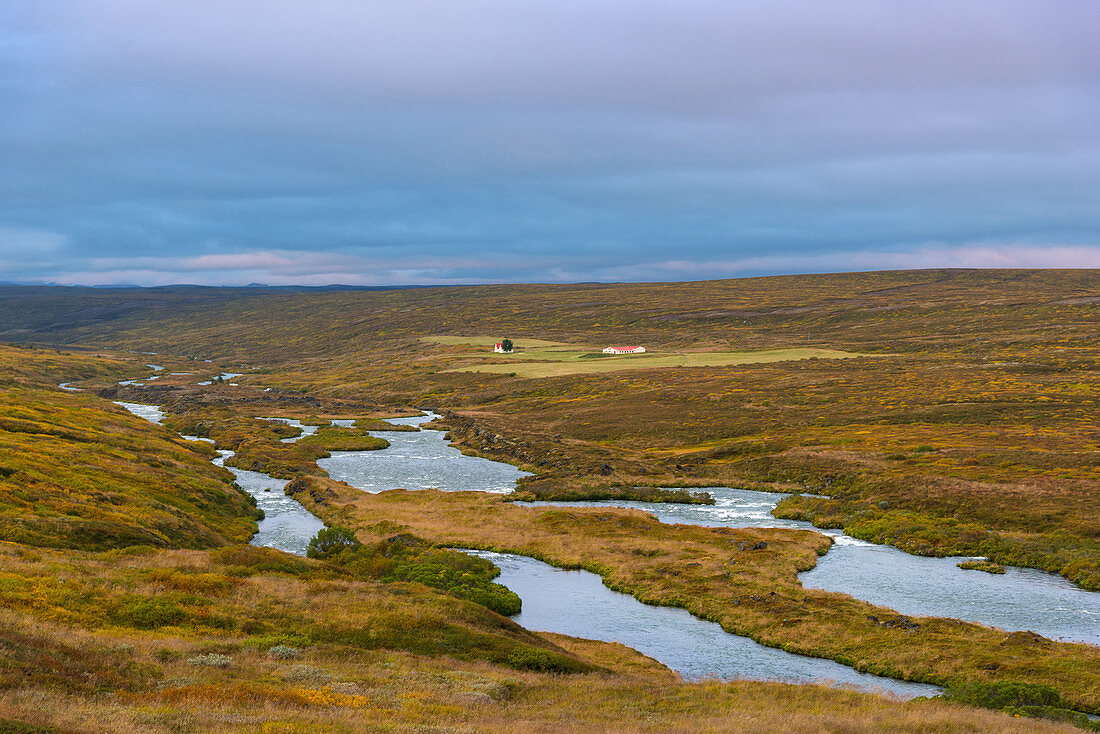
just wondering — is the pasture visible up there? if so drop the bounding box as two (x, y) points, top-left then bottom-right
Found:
(446, 346), (880, 377)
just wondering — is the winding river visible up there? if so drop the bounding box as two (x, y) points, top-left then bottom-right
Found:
(519, 488), (1100, 646)
(318, 412), (1099, 647)
(114, 401), (324, 556)
(112, 402), (1097, 697)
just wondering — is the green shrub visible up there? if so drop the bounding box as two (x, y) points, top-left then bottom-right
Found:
(504, 648), (586, 673)
(306, 526), (361, 559)
(943, 681), (1099, 730)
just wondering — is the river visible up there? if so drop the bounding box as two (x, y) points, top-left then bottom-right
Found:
(113, 401), (324, 556)
(113, 403), (1096, 696)
(466, 549), (940, 698)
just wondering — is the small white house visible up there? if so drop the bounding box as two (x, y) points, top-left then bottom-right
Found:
(493, 342), (513, 353)
(602, 346), (646, 355)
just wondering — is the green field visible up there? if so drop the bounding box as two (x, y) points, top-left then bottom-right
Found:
(447, 346), (879, 377)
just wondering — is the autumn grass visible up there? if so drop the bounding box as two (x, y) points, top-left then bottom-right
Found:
(0, 273), (1098, 729)
(508, 477), (715, 504)
(0, 347), (258, 551)
(957, 560), (1007, 574)
(0, 545), (1084, 733)
(27, 270), (1089, 588)
(298, 424), (390, 452)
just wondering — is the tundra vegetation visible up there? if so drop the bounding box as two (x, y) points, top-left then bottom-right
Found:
(0, 269), (1097, 731)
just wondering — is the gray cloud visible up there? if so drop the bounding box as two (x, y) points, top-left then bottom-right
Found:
(2, 1), (1098, 285)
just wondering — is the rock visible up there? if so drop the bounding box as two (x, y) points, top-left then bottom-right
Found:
(866, 614), (920, 632)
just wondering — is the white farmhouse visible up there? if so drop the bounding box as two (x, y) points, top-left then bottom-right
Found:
(493, 342), (513, 353)
(602, 346), (646, 355)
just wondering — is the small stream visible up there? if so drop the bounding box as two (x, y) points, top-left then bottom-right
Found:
(113, 401), (323, 556)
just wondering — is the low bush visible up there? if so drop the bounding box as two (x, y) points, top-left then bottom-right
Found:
(268, 645), (300, 659)
(114, 597), (188, 629)
(309, 529), (522, 616)
(943, 680), (1100, 730)
(306, 526), (361, 559)
(186, 653), (232, 668)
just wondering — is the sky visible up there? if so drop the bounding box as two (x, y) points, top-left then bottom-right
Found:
(2, 1), (1099, 286)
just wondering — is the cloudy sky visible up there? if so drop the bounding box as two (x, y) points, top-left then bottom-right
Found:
(2, 1), (1099, 286)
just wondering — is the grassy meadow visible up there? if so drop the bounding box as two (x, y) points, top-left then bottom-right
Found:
(0, 270), (1097, 730)
(444, 345), (874, 378)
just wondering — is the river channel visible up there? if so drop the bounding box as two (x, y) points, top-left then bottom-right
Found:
(112, 402), (1096, 695)
(316, 411), (1099, 646)
(466, 549), (939, 697)
(114, 402), (324, 556)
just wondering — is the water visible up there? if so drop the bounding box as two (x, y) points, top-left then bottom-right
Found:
(58, 383), (81, 391)
(318, 411), (532, 493)
(258, 417), (319, 443)
(116, 364), (164, 387)
(196, 372), (243, 386)
(322, 412), (943, 692)
(519, 487), (1100, 646)
(805, 543), (1100, 645)
(321, 413), (1097, 645)
(114, 402), (324, 556)
(113, 401), (165, 424)
(112, 403), (1096, 692)
(211, 449), (324, 556)
(467, 550), (941, 699)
